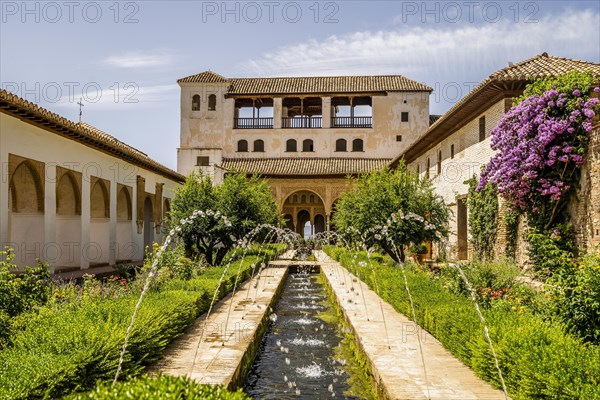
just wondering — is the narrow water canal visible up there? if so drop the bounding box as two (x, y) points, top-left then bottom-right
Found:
(244, 267), (361, 399)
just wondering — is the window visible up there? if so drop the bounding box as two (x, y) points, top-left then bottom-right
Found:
(401, 112), (409, 122)
(302, 139), (314, 152)
(253, 139), (264, 152)
(426, 157), (430, 179)
(196, 156), (209, 166)
(286, 139), (297, 152)
(416, 164), (420, 175)
(450, 144), (455, 159)
(396, 135), (402, 142)
(208, 94), (217, 111)
(352, 139), (364, 152)
(293, 194), (298, 203)
(237, 140), (248, 152)
(479, 116), (486, 142)
(335, 138), (347, 152)
(310, 194), (315, 203)
(437, 150), (442, 175)
(192, 94), (200, 111)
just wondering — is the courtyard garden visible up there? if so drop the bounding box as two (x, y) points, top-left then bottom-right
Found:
(0, 73), (599, 399)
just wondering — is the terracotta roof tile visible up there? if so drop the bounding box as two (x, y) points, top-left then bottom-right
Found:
(178, 72), (432, 94)
(392, 53), (600, 165)
(491, 53), (600, 81)
(221, 157), (390, 176)
(0, 89), (184, 182)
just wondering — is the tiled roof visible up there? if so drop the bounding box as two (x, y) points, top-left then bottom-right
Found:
(179, 70), (228, 83)
(429, 115), (441, 125)
(220, 158), (391, 176)
(0, 89), (184, 182)
(392, 53), (600, 165)
(178, 72), (432, 94)
(491, 53), (600, 81)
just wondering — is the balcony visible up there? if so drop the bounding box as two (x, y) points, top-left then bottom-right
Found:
(234, 117), (274, 129)
(282, 116), (322, 129)
(331, 116), (372, 128)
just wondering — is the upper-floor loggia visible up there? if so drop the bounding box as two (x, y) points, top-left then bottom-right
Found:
(177, 71), (433, 130)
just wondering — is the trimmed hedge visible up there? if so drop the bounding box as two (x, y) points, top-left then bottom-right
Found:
(0, 246), (283, 400)
(324, 246), (600, 400)
(65, 374), (249, 400)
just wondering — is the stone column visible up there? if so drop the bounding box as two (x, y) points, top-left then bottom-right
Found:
(322, 97), (331, 128)
(0, 146), (9, 256)
(44, 164), (57, 272)
(109, 180), (117, 266)
(273, 97), (283, 129)
(80, 176), (90, 269)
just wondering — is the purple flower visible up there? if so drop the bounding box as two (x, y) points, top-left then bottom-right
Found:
(594, 87), (600, 93)
(573, 89), (581, 96)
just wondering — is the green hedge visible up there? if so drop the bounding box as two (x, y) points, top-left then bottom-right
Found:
(65, 374), (249, 400)
(324, 246), (600, 399)
(0, 246), (282, 400)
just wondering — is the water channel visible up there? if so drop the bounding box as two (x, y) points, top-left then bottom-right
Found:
(244, 266), (361, 399)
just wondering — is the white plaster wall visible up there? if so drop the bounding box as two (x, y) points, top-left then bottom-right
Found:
(409, 98), (506, 260)
(55, 216), (82, 267)
(0, 112), (180, 270)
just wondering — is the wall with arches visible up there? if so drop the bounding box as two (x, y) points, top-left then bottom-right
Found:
(0, 111), (181, 270)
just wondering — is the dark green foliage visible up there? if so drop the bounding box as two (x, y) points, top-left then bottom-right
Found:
(171, 172), (280, 266)
(65, 374), (249, 400)
(503, 208), (520, 261)
(549, 253), (600, 343)
(324, 246), (600, 399)
(466, 176), (499, 260)
(0, 246), (282, 400)
(332, 163), (449, 262)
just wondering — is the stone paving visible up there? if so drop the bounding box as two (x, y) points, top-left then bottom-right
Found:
(149, 251), (292, 388)
(315, 250), (509, 400)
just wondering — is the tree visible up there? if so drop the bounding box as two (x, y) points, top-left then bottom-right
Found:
(332, 163), (449, 262)
(170, 171), (280, 266)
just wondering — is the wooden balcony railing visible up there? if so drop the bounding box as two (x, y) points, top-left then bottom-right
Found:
(331, 116), (372, 128)
(234, 117), (274, 129)
(282, 116), (322, 129)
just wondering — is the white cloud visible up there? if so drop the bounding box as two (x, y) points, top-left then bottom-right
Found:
(237, 9), (599, 114)
(53, 84), (178, 111)
(104, 50), (175, 69)
(238, 9), (599, 78)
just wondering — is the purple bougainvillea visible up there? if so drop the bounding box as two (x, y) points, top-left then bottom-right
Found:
(478, 87), (599, 224)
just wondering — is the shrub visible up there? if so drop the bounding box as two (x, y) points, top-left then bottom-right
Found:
(0, 247), (282, 400)
(549, 253), (600, 343)
(65, 374), (249, 400)
(325, 246), (600, 399)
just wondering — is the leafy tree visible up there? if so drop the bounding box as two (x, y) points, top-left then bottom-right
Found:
(332, 163), (449, 262)
(170, 172), (280, 266)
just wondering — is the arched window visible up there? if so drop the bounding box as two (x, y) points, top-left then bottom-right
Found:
(253, 139), (265, 152)
(335, 138), (347, 152)
(293, 194), (298, 203)
(192, 94), (200, 111)
(302, 139), (314, 152)
(352, 139), (364, 152)
(310, 194), (315, 203)
(208, 94), (217, 111)
(286, 139), (297, 152)
(237, 140), (248, 152)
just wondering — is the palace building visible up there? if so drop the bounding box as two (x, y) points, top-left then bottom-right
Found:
(391, 53), (600, 262)
(176, 71), (432, 235)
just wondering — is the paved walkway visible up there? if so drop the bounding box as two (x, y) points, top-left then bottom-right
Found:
(315, 250), (508, 400)
(149, 252), (291, 388)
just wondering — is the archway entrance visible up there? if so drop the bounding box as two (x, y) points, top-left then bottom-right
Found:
(282, 190), (327, 239)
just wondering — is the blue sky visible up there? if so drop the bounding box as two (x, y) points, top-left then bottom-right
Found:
(1, 1), (599, 169)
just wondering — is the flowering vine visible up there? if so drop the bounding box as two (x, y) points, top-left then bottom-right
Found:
(478, 75), (599, 231)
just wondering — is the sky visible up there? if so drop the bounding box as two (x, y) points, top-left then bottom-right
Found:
(1, 1), (599, 169)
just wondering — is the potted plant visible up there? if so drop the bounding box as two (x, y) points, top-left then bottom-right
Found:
(411, 243), (428, 264)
